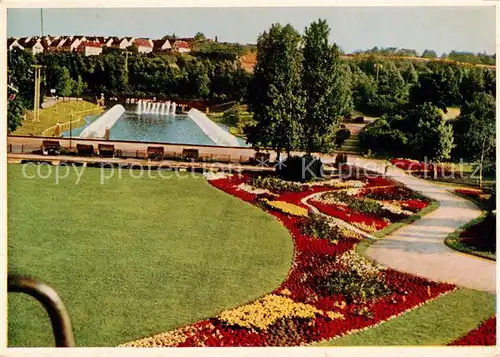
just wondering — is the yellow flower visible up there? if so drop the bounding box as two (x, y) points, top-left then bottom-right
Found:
(219, 294), (322, 331)
(262, 199), (309, 217)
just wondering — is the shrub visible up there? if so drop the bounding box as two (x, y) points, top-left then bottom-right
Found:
(251, 176), (302, 192)
(313, 270), (392, 304)
(278, 155), (323, 182)
(322, 191), (383, 215)
(301, 214), (347, 242)
(335, 128), (351, 146)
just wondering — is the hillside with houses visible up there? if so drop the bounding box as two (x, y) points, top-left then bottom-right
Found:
(7, 35), (195, 56)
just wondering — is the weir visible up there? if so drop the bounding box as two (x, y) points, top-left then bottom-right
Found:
(187, 108), (241, 147)
(79, 104), (125, 139)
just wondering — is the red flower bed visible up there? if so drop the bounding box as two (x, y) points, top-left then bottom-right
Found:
(400, 199), (429, 212)
(449, 316), (496, 346)
(125, 174), (456, 347)
(455, 189), (482, 197)
(391, 159), (429, 171)
(310, 201), (389, 232)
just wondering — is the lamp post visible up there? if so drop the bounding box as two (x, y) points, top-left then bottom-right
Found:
(374, 63), (382, 81)
(31, 65), (43, 122)
(69, 114), (73, 149)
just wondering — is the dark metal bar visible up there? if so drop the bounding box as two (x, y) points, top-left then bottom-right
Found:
(8, 275), (75, 347)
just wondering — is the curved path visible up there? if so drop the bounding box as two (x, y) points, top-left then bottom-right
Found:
(339, 157), (496, 293)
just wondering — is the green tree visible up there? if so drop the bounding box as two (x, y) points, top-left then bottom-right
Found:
(454, 92), (495, 186)
(194, 32), (206, 41)
(405, 103), (455, 161)
(368, 61), (409, 116)
(421, 49), (437, 58)
(7, 94), (25, 133)
(247, 23), (305, 159)
(7, 48), (36, 108)
(73, 75), (86, 97)
(409, 65), (461, 112)
(55, 67), (74, 97)
(301, 19), (353, 153)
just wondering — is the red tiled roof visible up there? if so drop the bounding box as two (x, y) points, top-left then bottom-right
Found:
(134, 38), (152, 48)
(22, 39), (43, 49)
(174, 40), (190, 49)
(50, 38), (65, 47)
(81, 41), (102, 48)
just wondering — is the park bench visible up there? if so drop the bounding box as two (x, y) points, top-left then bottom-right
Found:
(98, 144), (115, 158)
(182, 149), (199, 161)
(76, 144), (94, 157)
(41, 140), (61, 156)
(147, 146), (165, 161)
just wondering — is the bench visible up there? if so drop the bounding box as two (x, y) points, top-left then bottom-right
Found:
(41, 140), (61, 156)
(76, 144), (94, 157)
(147, 146), (164, 161)
(98, 144), (115, 158)
(354, 116), (365, 123)
(182, 149), (199, 161)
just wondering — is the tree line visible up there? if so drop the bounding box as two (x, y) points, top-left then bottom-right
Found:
(7, 21), (496, 175)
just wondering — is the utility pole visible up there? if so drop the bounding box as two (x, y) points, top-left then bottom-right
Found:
(40, 9), (44, 37)
(32, 65), (43, 122)
(123, 50), (131, 87)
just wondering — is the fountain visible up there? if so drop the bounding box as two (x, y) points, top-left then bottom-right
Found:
(79, 105), (126, 139)
(187, 108), (241, 147)
(136, 100), (142, 114)
(171, 102), (176, 116)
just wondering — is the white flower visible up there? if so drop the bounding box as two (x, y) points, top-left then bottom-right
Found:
(236, 183), (274, 195)
(345, 188), (361, 196)
(203, 171), (232, 181)
(380, 201), (413, 216)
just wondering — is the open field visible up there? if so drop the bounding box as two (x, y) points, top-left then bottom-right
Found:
(7, 164), (293, 346)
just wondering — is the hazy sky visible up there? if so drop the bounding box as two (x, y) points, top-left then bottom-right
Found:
(7, 7), (496, 54)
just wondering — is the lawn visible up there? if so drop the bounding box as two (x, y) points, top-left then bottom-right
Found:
(7, 164), (294, 347)
(12, 100), (103, 136)
(317, 288), (495, 346)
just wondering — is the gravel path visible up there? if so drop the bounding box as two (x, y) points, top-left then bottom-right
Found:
(347, 157), (495, 293)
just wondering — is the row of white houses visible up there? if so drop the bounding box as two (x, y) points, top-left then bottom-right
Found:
(7, 35), (193, 56)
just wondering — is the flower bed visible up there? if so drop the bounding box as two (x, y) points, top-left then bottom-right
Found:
(448, 316), (496, 346)
(459, 214), (496, 254)
(120, 173), (455, 347)
(308, 186), (429, 233)
(391, 159), (463, 179)
(311, 200), (389, 233)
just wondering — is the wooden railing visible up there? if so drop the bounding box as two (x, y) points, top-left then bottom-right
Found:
(41, 107), (103, 137)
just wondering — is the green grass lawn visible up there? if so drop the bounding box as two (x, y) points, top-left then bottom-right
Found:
(13, 100), (102, 136)
(317, 288), (495, 346)
(8, 164), (294, 347)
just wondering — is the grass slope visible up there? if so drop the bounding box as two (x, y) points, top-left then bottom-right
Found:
(318, 288), (495, 346)
(13, 100), (102, 136)
(8, 164), (294, 347)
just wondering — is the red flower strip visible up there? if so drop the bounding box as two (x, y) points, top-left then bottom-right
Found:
(448, 316), (496, 346)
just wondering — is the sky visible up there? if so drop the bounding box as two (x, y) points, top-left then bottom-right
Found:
(7, 7), (496, 55)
